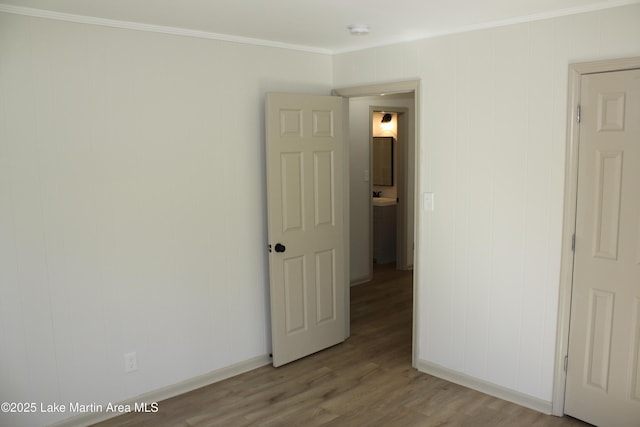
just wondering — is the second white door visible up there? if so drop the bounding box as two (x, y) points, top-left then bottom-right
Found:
(565, 68), (640, 427)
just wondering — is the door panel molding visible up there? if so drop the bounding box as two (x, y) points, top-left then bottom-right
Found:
(584, 289), (615, 392)
(554, 56), (640, 417)
(592, 150), (623, 260)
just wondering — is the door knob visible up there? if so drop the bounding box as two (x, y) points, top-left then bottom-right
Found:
(275, 243), (286, 253)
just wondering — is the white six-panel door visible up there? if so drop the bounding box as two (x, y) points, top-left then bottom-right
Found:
(265, 93), (346, 367)
(565, 68), (640, 427)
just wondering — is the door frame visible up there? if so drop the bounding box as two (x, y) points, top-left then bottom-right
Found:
(333, 79), (421, 366)
(552, 56), (640, 416)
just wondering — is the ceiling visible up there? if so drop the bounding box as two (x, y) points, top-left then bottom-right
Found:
(0, 0), (637, 53)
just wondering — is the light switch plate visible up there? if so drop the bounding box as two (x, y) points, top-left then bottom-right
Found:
(423, 192), (434, 211)
(363, 169), (369, 182)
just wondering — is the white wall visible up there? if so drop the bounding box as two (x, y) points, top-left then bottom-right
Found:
(336, 3), (640, 405)
(0, 13), (332, 427)
(349, 98), (415, 283)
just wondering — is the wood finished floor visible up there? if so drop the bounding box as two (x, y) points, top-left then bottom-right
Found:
(93, 264), (590, 427)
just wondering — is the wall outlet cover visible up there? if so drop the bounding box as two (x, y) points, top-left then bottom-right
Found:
(124, 352), (138, 373)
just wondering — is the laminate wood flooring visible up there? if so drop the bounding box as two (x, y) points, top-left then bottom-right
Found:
(93, 264), (590, 427)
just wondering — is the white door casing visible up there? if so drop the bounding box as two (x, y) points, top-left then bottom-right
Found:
(265, 93), (347, 367)
(564, 68), (640, 427)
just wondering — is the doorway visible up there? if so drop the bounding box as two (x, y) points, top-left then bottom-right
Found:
(341, 93), (415, 285)
(333, 80), (420, 366)
(554, 57), (640, 425)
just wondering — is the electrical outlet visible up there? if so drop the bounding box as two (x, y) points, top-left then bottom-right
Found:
(124, 352), (138, 373)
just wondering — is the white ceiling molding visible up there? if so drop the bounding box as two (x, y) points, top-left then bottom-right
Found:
(331, 0), (640, 54)
(1, 1), (638, 55)
(0, 4), (333, 55)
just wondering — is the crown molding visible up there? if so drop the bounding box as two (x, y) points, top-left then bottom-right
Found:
(1, 0), (638, 55)
(332, 0), (640, 54)
(0, 4), (332, 55)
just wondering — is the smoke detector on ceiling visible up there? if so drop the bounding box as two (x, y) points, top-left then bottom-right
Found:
(348, 24), (369, 35)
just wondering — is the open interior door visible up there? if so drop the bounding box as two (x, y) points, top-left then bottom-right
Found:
(265, 93), (347, 367)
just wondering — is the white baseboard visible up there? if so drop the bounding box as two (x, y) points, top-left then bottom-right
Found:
(416, 359), (552, 415)
(51, 354), (271, 427)
(350, 275), (371, 286)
